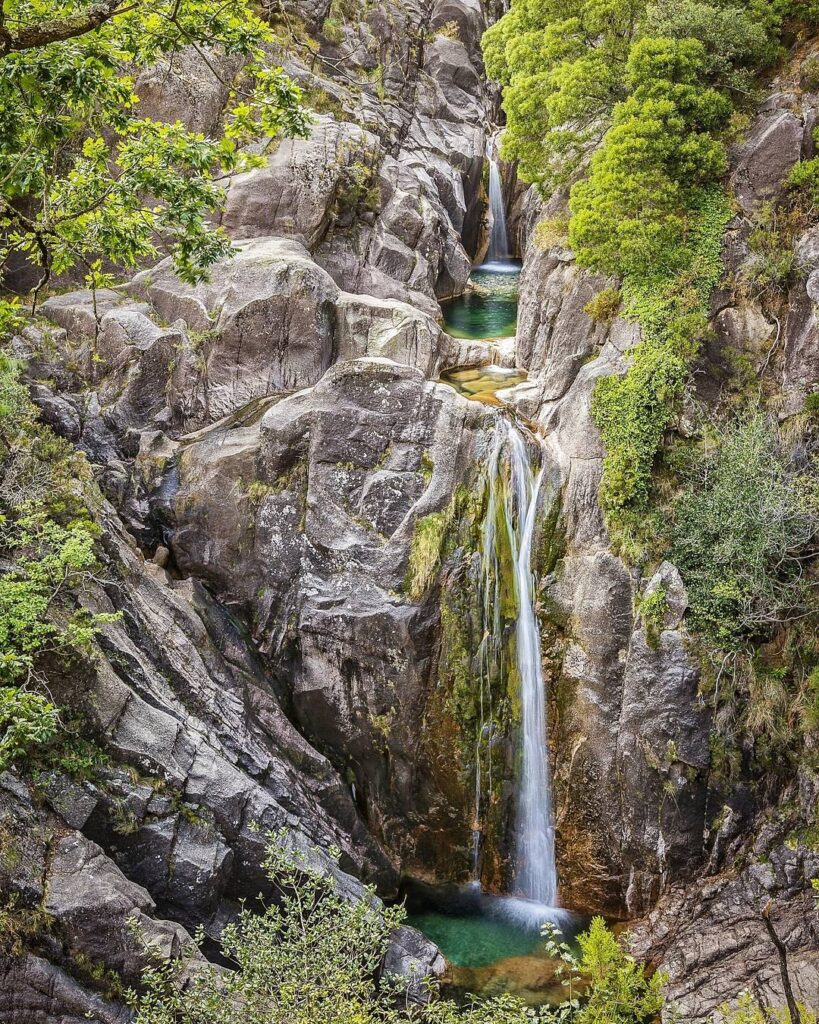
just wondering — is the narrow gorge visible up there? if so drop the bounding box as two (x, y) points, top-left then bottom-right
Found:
(0, 0), (818, 1022)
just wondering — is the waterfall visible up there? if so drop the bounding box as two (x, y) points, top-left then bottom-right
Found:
(486, 140), (509, 262)
(478, 419), (558, 907)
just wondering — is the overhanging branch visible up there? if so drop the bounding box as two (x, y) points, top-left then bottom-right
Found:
(0, 0), (139, 56)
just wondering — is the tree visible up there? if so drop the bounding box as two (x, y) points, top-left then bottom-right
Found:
(483, 0), (788, 196)
(568, 37), (729, 277)
(0, 0), (311, 307)
(482, 0), (644, 189)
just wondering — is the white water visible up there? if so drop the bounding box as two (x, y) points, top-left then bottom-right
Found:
(478, 420), (558, 908)
(486, 141), (509, 262)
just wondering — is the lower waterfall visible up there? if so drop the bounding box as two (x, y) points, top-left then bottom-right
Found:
(480, 418), (558, 908)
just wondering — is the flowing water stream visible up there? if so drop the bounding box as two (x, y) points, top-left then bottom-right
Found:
(406, 135), (578, 1005)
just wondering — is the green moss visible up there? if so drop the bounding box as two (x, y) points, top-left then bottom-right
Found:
(537, 491), (565, 576)
(405, 505), (454, 601)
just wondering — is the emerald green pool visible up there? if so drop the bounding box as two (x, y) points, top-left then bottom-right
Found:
(442, 260), (521, 340)
(406, 910), (540, 968)
(404, 886), (583, 1006)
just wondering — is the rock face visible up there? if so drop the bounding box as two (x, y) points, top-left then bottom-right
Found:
(162, 357), (496, 877)
(630, 772), (819, 1022)
(505, 44), (819, 1016)
(5, 3), (819, 1022)
(36, 237), (498, 445)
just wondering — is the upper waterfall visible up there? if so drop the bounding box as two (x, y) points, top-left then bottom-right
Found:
(486, 138), (509, 262)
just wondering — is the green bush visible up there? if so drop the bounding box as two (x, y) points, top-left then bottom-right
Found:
(569, 38), (730, 279)
(584, 288), (621, 325)
(670, 413), (819, 649)
(590, 187), (731, 521)
(0, 349), (117, 766)
(129, 833), (534, 1024)
(0, 687), (59, 770)
(801, 55), (819, 91)
(0, 0), (311, 299)
(719, 990), (816, 1024)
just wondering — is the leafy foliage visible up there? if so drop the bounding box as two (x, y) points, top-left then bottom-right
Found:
(718, 991), (817, 1024)
(583, 288), (621, 325)
(0, 686), (58, 769)
(487, 0), (786, 193)
(590, 186), (730, 518)
(0, 348), (115, 763)
(543, 917), (665, 1024)
(670, 413), (818, 649)
(569, 37), (730, 277)
(0, 0), (311, 302)
(130, 833), (534, 1024)
(483, 1), (792, 529)
(482, 0), (641, 189)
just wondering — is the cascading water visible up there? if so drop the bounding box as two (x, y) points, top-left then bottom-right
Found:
(486, 139), (509, 262)
(478, 419), (558, 910)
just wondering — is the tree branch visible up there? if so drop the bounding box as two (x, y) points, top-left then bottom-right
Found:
(762, 900), (802, 1024)
(0, 0), (140, 56)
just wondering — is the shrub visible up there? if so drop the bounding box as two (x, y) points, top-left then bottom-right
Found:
(0, 348), (117, 765)
(670, 413), (819, 649)
(569, 39), (730, 279)
(543, 916), (666, 1024)
(584, 289), (622, 325)
(719, 990), (816, 1024)
(533, 214), (570, 251)
(787, 157), (819, 210)
(804, 392), (819, 418)
(322, 17), (344, 45)
(0, 688), (59, 770)
(129, 833), (537, 1024)
(801, 55), (819, 91)
(590, 186), (731, 523)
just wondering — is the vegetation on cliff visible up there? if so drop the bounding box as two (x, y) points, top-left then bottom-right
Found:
(0, 0), (313, 769)
(484, 1), (819, 788)
(483, 0), (810, 521)
(0, 348), (118, 768)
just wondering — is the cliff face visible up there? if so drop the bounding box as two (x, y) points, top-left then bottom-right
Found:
(506, 47), (819, 1019)
(1, 3), (818, 1022)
